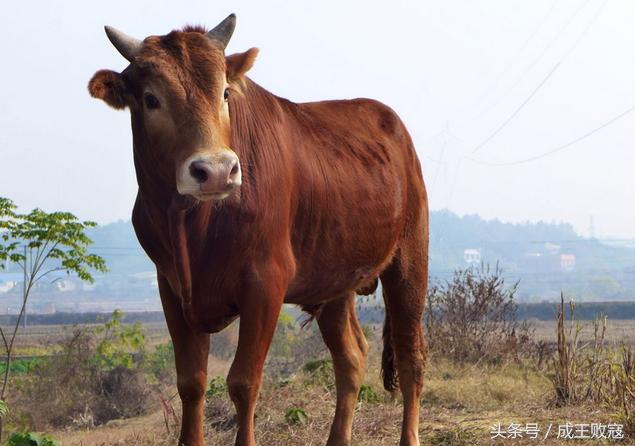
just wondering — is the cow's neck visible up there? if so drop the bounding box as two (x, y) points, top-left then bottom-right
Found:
(132, 145), (215, 299)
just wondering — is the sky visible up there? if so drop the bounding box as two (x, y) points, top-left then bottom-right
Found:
(1, 0), (634, 238)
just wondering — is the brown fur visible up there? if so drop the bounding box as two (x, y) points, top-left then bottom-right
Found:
(89, 20), (428, 446)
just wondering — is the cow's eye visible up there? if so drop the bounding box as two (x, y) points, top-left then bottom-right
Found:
(223, 88), (230, 102)
(144, 93), (161, 110)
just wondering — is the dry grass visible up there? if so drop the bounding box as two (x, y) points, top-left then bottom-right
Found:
(546, 296), (634, 437)
(50, 348), (626, 445)
(15, 309), (634, 445)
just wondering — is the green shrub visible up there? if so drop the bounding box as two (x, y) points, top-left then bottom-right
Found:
(146, 342), (175, 382)
(206, 376), (228, 398)
(8, 432), (59, 446)
(0, 359), (41, 376)
(14, 311), (152, 429)
(302, 359), (334, 388)
(357, 384), (380, 403)
(284, 407), (308, 425)
(303, 359), (331, 374)
(93, 309), (146, 370)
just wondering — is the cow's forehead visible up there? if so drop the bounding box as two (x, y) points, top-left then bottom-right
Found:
(132, 31), (227, 91)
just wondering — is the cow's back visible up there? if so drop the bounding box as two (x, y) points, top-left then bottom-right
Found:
(284, 97), (425, 304)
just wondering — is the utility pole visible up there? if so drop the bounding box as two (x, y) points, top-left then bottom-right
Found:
(22, 245), (27, 330)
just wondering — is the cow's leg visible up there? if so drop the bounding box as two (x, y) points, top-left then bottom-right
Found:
(380, 243), (428, 446)
(228, 283), (284, 446)
(158, 275), (210, 446)
(316, 293), (368, 446)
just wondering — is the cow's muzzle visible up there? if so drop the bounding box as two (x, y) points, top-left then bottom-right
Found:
(178, 151), (242, 201)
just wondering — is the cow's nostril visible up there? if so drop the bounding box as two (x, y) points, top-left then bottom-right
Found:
(190, 163), (209, 184)
(230, 163), (239, 176)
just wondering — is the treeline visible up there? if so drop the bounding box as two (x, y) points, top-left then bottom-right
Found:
(429, 210), (635, 272)
(355, 300), (635, 324)
(76, 211), (635, 276)
(8, 300), (635, 327)
(0, 311), (166, 326)
(515, 301), (635, 321)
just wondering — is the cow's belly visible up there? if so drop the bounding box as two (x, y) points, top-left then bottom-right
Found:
(285, 207), (401, 304)
(284, 261), (388, 305)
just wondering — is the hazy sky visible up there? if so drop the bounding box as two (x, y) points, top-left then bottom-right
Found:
(1, 0), (634, 238)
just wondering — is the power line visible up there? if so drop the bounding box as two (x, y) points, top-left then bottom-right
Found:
(464, 0), (563, 120)
(466, 104), (635, 166)
(438, 0), (590, 138)
(469, 0), (608, 155)
(516, 0), (562, 58)
(469, 0), (593, 121)
(470, 62), (561, 154)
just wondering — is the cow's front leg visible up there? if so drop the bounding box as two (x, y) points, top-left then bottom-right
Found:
(228, 283), (284, 446)
(158, 276), (210, 446)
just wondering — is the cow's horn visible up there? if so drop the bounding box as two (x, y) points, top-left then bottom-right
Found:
(104, 26), (143, 62)
(205, 13), (236, 50)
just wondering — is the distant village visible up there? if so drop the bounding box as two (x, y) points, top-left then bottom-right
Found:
(0, 267), (162, 315)
(463, 243), (576, 272)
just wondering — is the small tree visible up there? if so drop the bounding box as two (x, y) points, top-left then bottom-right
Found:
(0, 197), (106, 440)
(424, 263), (533, 363)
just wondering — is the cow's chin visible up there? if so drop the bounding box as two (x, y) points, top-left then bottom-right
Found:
(178, 188), (241, 205)
(195, 191), (231, 202)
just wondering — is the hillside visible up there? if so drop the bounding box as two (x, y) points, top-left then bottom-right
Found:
(2, 211), (634, 311)
(429, 210), (635, 301)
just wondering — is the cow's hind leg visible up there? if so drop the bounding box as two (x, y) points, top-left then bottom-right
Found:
(316, 293), (368, 446)
(380, 241), (428, 446)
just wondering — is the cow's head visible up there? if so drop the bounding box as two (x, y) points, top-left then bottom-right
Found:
(89, 14), (258, 202)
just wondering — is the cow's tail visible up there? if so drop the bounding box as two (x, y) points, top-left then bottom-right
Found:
(381, 304), (398, 392)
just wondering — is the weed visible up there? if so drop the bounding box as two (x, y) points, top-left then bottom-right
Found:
(284, 407), (308, 425)
(206, 376), (227, 398)
(303, 359), (331, 374)
(302, 359), (334, 388)
(358, 384), (380, 403)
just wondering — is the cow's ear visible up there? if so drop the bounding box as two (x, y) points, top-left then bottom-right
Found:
(226, 48), (259, 82)
(88, 69), (128, 109)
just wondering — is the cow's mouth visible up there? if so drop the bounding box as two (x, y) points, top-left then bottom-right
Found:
(196, 191), (231, 201)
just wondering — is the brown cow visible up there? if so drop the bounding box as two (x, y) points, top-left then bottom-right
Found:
(88, 14), (428, 446)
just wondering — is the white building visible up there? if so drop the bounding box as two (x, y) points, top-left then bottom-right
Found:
(463, 249), (481, 264)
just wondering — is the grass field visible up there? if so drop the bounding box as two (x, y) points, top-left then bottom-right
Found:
(9, 317), (635, 355)
(6, 322), (170, 356)
(531, 319), (635, 345)
(4, 316), (633, 445)
(48, 347), (623, 445)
